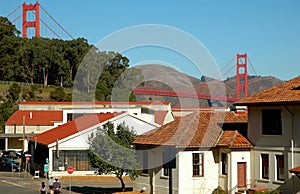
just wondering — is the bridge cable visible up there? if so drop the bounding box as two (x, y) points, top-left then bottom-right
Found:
(40, 5), (74, 39)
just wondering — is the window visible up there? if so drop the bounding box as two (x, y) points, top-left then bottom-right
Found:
(221, 153), (227, 175)
(142, 151), (148, 174)
(262, 109), (282, 135)
(192, 153), (204, 177)
(163, 167), (170, 176)
(52, 150), (94, 171)
(261, 154), (269, 179)
(276, 155), (284, 181)
(67, 113), (73, 122)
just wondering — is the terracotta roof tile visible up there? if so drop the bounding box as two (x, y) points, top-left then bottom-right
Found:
(30, 113), (121, 145)
(6, 110), (63, 125)
(289, 166), (300, 173)
(217, 130), (252, 148)
(19, 101), (170, 105)
(235, 76), (300, 105)
(134, 111), (247, 148)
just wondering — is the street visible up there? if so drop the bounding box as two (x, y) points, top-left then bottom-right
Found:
(0, 173), (133, 194)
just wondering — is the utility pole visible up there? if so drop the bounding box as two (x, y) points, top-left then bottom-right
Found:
(22, 116), (25, 151)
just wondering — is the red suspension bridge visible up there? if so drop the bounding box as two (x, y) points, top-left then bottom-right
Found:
(7, 2), (73, 39)
(134, 53), (256, 103)
(7, 2), (256, 103)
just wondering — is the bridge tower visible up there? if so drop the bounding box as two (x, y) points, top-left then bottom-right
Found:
(236, 53), (248, 99)
(22, 2), (40, 38)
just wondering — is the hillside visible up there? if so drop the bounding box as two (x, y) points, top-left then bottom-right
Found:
(134, 64), (283, 106)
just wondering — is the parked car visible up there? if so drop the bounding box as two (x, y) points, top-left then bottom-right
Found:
(2, 150), (21, 159)
(0, 161), (20, 172)
(0, 157), (20, 166)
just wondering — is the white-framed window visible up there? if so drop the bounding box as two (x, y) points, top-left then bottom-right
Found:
(162, 167), (170, 177)
(276, 155), (284, 181)
(261, 153), (269, 179)
(192, 152), (204, 177)
(221, 153), (227, 175)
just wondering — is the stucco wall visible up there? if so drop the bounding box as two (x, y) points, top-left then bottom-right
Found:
(178, 150), (218, 194)
(248, 105), (300, 193)
(5, 125), (54, 134)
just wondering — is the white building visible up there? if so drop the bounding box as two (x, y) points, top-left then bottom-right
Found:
(133, 111), (252, 194)
(2, 101), (174, 151)
(29, 112), (160, 177)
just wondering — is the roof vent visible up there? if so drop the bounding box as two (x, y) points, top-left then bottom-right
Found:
(29, 112), (32, 119)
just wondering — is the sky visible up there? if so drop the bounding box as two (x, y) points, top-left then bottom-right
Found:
(1, 0), (300, 81)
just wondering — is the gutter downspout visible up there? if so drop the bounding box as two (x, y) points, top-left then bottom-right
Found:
(284, 105), (295, 193)
(284, 105), (294, 168)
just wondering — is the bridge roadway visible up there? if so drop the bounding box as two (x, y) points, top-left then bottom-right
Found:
(0, 172), (133, 194)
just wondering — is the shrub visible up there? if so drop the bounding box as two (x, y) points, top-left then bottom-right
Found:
(211, 186), (227, 194)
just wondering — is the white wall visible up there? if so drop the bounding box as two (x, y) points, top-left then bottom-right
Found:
(5, 125), (54, 134)
(47, 114), (158, 174)
(229, 151), (251, 193)
(178, 150), (218, 194)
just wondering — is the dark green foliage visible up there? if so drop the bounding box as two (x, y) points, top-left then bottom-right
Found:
(8, 82), (21, 101)
(211, 186), (227, 194)
(88, 122), (140, 191)
(0, 17), (144, 132)
(50, 87), (71, 102)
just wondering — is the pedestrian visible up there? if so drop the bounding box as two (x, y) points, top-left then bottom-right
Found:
(20, 150), (26, 171)
(52, 177), (61, 194)
(48, 176), (54, 194)
(39, 182), (47, 194)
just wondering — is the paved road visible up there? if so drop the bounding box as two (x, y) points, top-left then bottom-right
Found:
(0, 172), (133, 194)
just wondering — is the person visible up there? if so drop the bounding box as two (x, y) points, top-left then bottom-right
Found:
(48, 177), (54, 194)
(39, 182), (47, 194)
(52, 177), (61, 194)
(20, 150), (26, 171)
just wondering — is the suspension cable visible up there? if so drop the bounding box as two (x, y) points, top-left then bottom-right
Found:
(40, 19), (62, 39)
(40, 5), (74, 39)
(247, 56), (257, 76)
(7, 5), (22, 18)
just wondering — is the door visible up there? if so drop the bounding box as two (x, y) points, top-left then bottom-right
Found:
(237, 162), (246, 188)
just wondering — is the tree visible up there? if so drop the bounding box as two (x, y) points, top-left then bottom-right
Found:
(88, 122), (140, 191)
(8, 82), (21, 101)
(50, 87), (71, 102)
(95, 52), (130, 101)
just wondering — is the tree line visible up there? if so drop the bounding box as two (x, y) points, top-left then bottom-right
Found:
(0, 16), (144, 132)
(0, 16), (143, 102)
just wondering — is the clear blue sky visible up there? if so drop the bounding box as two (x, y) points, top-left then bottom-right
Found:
(1, 0), (300, 81)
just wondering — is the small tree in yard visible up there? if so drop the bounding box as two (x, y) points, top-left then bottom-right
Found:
(88, 122), (140, 191)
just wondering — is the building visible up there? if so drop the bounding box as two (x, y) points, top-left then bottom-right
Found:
(133, 110), (251, 194)
(1, 101), (174, 151)
(235, 76), (300, 193)
(28, 112), (160, 177)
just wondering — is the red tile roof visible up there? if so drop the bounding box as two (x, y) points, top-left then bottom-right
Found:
(6, 110), (63, 125)
(30, 113), (121, 145)
(235, 76), (300, 105)
(134, 111), (247, 148)
(217, 130), (252, 148)
(19, 101), (170, 105)
(224, 111), (248, 123)
(289, 166), (300, 174)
